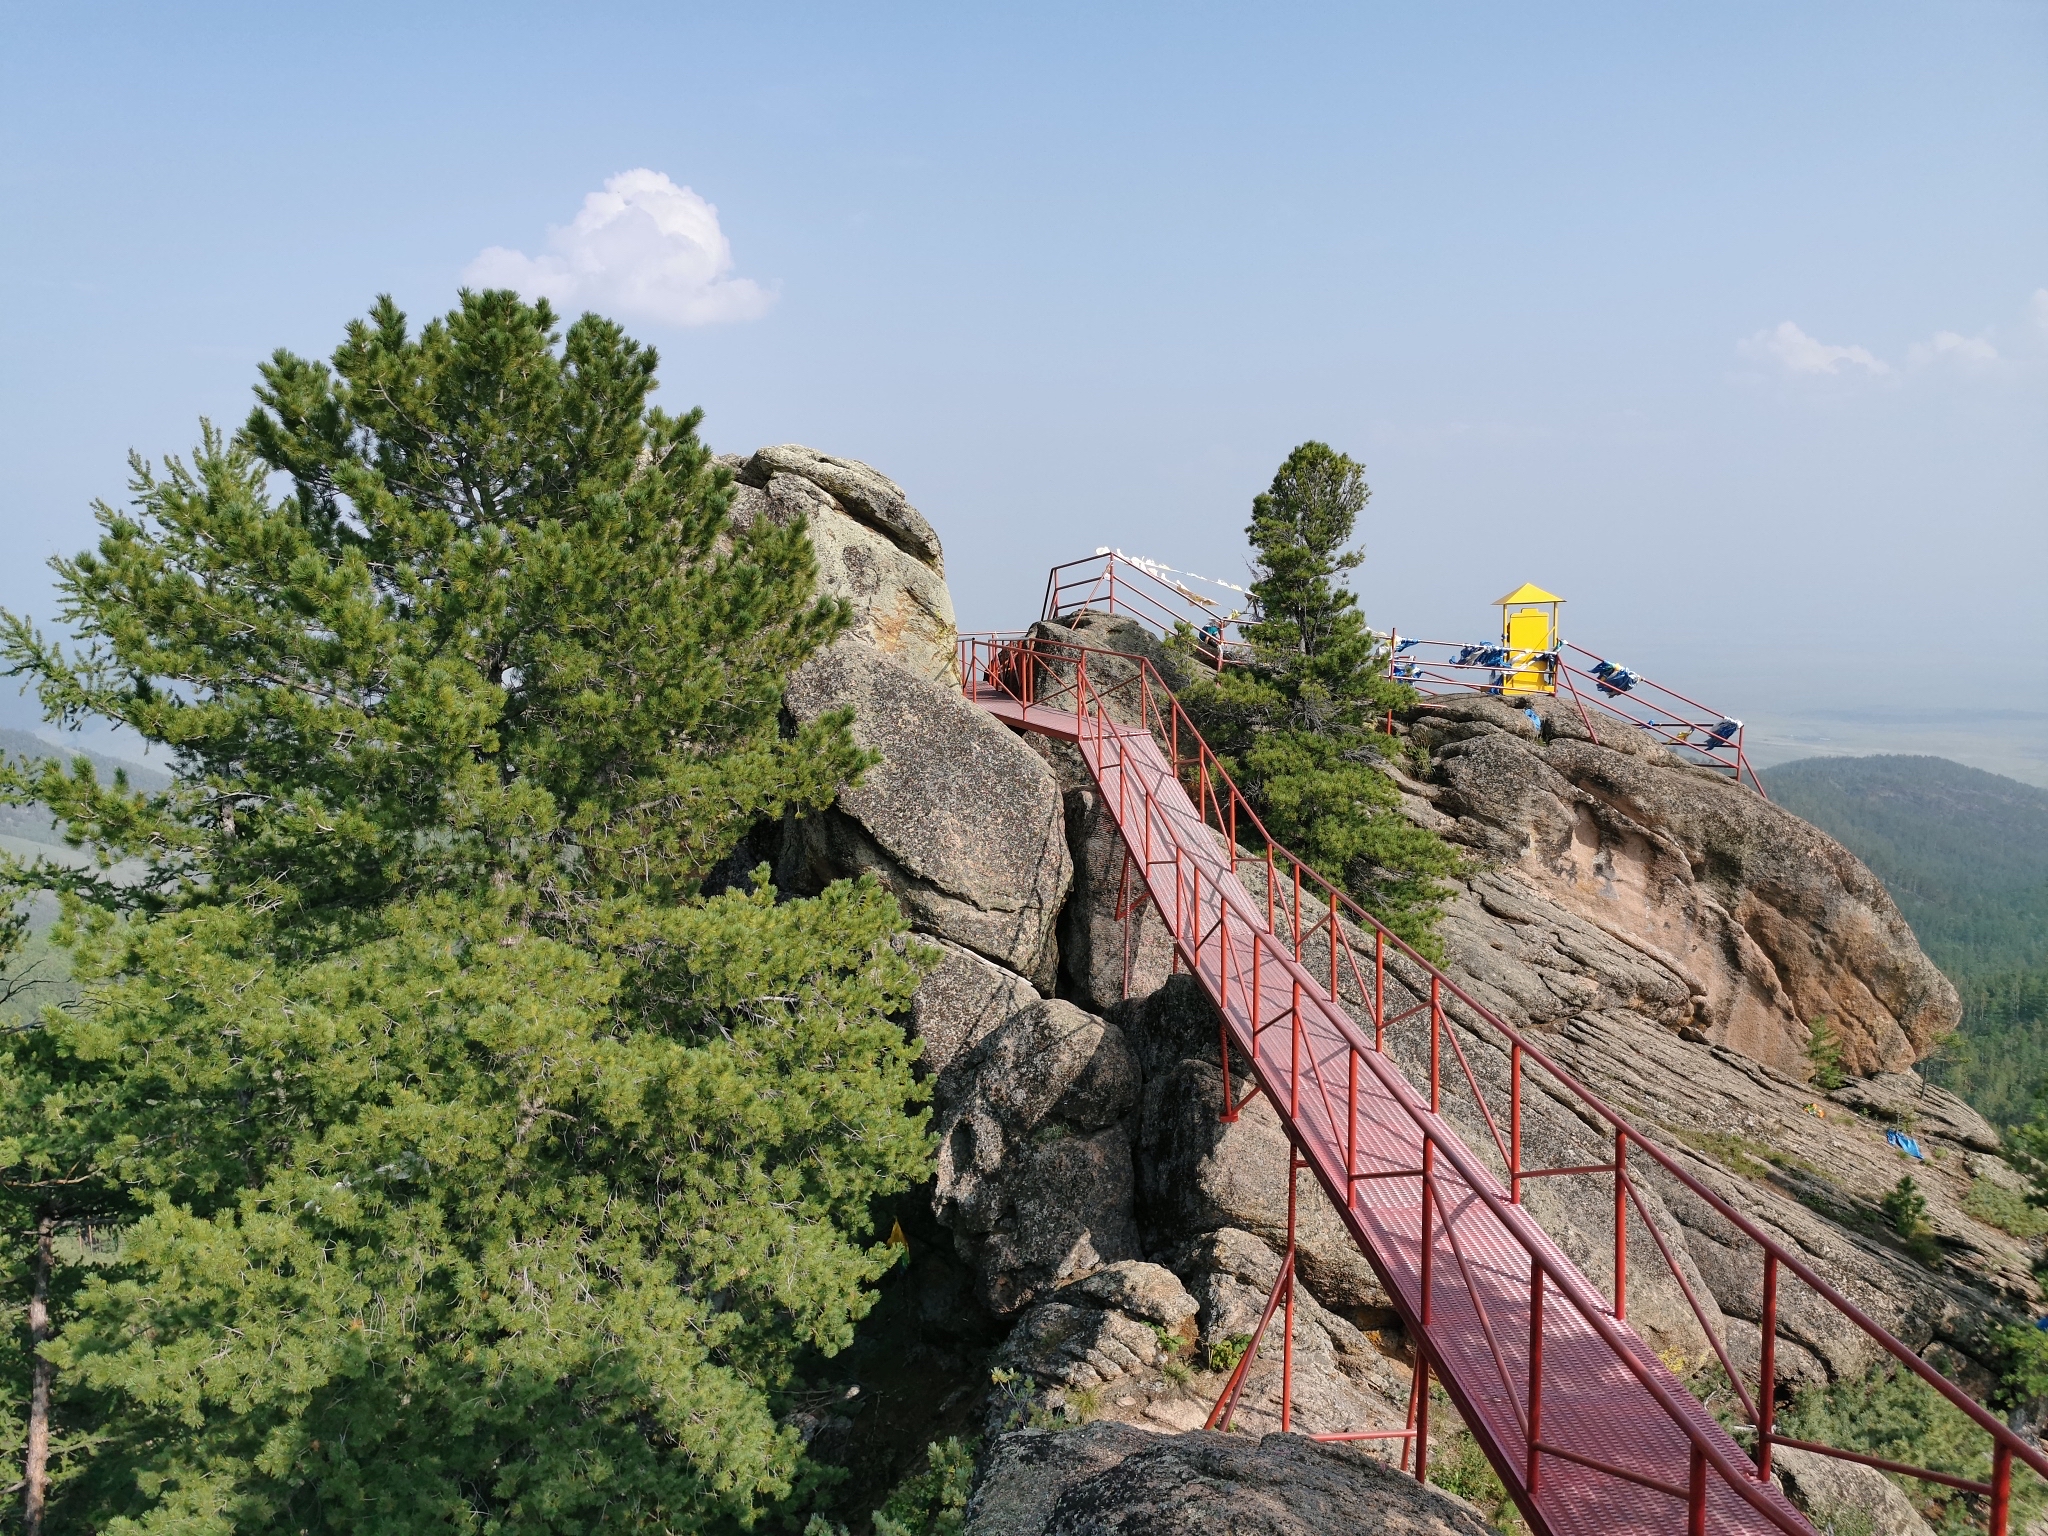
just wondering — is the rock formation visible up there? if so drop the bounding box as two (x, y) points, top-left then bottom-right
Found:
(1396, 691), (1959, 1077)
(721, 445), (957, 683)
(964, 1423), (1497, 1535)
(735, 446), (2029, 1526)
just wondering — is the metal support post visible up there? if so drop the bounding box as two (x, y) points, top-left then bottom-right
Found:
(1510, 1043), (1523, 1204)
(1757, 1252), (1777, 1480)
(1414, 1350), (1432, 1484)
(1527, 1260), (1544, 1497)
(1429, 975), (1442, 1112)
(1282, 1153), (1298, 1434)
(1614, 1131), (1628, 1321)
(1374, 928), (1385, 1050)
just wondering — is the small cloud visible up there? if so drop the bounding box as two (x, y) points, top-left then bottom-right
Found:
(2030, 289), (2048, 335)
(464, 170), (774, 326)
(1907, 330), (1999, 368)
(1739, 321), (1891, 377)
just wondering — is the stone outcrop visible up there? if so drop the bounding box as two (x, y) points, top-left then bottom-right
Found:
(723, 446), (957, 683)
(1400, 692), (1959, 1078)
(781, 637), (1071, 988)
(933, 997), (1142, 1313)
(965, 1424), (1497, 1536)
(1772, 1445), (1933, 1536)
(910, 938), (1043, 1078)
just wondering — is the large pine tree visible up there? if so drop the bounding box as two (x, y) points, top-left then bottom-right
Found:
(1179, 441), (1460, 953)
(0, 292), (931, 1533)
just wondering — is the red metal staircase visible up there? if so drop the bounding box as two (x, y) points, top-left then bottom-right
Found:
(958, 624), (2045, 1536)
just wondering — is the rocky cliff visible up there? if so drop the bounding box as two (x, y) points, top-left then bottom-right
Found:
(726, 447), (2024, 1533)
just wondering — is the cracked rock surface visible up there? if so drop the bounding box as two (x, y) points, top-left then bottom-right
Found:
(965, 1424), (1497, 1536)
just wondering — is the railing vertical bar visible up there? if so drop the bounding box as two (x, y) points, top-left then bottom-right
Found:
(1282, 1154), (1297, 1435)
(1218, 903), (1235, 1123)
(1329, 889), (1339, 1007)
(1527, 1260), (1544, 1497)
(1429, 975), (1442, 1112)
(1290, 977), (1302, 1119)
(1614, 1131), (1629, 1322)
(1345, 1038), (1358, 1206)
(1757, 1253), (1777, 1480)
(1510, 1042), (1523, 1204)
(1374, 928), (1385, 1051)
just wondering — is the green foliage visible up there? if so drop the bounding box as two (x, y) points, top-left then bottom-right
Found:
(1962, 1179), (2048, 1240)
(1807, 1017), (1848, 1090)
(1883, 1176), (1929, 1236)
(0, 291), (934, 1533)
(1146, 1321), (1188, 1357)
(1205, 1332), (1253, 1374)
(1990, 1323), (2048, 1418)
(1673, 1127), (1775, 1182)
(1174, 443), (1461, 954)
(1760, 755), (2048, 1124)
(870, 1436), (975, 1536)
(1778, 1360), (2046, 1535)
(1879, 1176), (1945, 1265)
(1423, 1385), (1522, 1534)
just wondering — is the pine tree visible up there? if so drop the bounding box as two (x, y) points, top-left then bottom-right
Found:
(1177, 442), (1460, 953)
(0, 291), (932, 1533)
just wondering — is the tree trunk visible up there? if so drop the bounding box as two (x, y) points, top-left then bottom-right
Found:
(23, 1213), (52, 1536)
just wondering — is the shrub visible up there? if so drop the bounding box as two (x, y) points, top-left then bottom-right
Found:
(1779, 1361), (2046, 1535)
(1206, 1332), (1254, 1374)
(1807, 1017), (1848, 1090)
(1963, 1179), (2048, 1240)
(871, 1436), (976, 1536)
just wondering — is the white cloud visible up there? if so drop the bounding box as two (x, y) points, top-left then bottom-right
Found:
(1739, 320), (1891, 377)
(2030, 289), (2048, 335)
(1907, 329), (1999, 368)
(464, 170), (774, 326)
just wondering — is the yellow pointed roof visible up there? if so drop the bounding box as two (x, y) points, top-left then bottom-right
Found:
(1493, 582), (1564, 606)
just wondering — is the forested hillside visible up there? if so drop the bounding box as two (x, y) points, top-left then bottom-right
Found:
(1761, 754), (2048, 1125)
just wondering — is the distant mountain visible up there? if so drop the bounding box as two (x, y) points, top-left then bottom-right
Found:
(1761, 754), (2048, 1124)
(0, 728), (172, 855)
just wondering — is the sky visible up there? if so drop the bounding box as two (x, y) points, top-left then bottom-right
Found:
(2, 2), (2044, 778)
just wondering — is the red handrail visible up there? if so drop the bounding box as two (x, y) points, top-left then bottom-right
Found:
(960, 628), (2040, 1535)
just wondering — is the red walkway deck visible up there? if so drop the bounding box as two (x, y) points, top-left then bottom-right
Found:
(974, 683), (1807, 1536)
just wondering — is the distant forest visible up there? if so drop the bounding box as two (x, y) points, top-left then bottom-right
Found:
(1762, 754), (2048, 1127)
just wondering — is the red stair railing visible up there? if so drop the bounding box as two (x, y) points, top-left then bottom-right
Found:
(959, 628), (2043, 1536)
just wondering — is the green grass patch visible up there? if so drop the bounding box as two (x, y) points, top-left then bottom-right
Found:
(1962, 1179), (2048, 1240)
(1779, 1363), (2046, 1536)
(1426, 1392), (1523, 1534)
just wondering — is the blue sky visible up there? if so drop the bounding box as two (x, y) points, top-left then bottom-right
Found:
(3, 2), (2044, 775)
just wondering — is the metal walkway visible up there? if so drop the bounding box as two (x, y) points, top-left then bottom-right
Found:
(959, 630), (2043, 1536)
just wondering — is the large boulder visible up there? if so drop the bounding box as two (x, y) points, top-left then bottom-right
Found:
(1403, 693), (1959, 1078)
(1772, 1445), (1933, 1536)
(782, 638), (1072, 987)
(964, 1424), (1496, 1536)
(727, 448), (957, 683)
(741, 443), (943, 569)
(933, 998), (1143, 1312)
(910, 939), (1041, 1079)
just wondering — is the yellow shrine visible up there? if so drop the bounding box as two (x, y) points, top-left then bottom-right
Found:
(1494, 583), (1563, 695)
